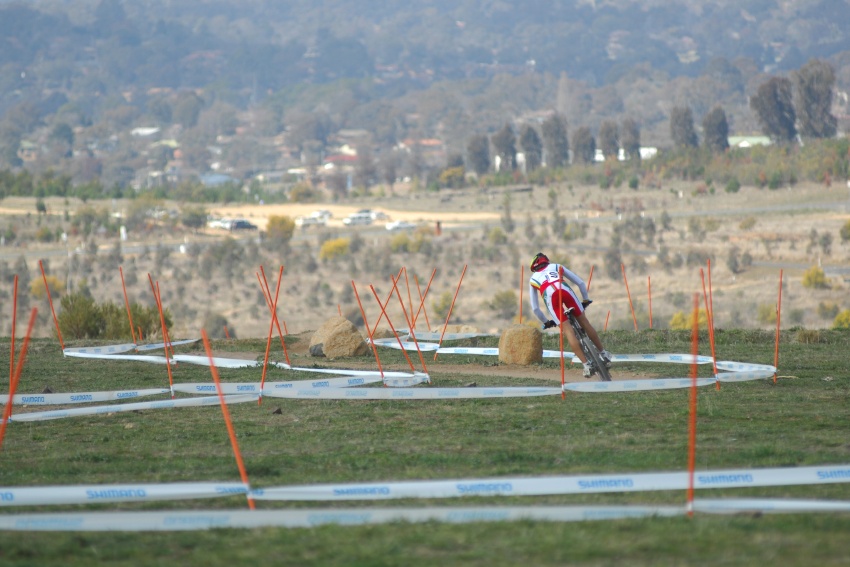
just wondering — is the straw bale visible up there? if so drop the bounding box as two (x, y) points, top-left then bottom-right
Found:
(498, 324), (543, 365)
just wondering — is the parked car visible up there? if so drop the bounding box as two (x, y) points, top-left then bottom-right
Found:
(295, 215), (327, 228)
(370, 210), (390, 221)
(385, 220), (417, 231)
(229, 219), (257, 231)
(310, 209), (333, 221)
(343, 212), (373, 226)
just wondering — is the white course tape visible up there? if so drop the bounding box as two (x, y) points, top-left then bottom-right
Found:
(62, 352), (172, 364)
(0, 389), (170, 406)
(0, 482), (248, 507)
(0, 505), (683, 531)
(251, 464), (850, 501)
(565, 378), (718, 392)
(7, 394), (259, 423)
(694, 498), (850, 514)
(135, 339), (200, 351)
(63, 343), (137, 355)
(172, 355), (258, 368)
(262, 387), (560, 400)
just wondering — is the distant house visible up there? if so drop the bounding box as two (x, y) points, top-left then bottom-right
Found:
(728, 136), (772, 148)
(131, 127), (160, 137)
(200, 173), (237, 187)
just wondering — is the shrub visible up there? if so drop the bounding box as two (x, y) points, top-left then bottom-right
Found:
(266, 215), (296, 243)
(488, 290), (518, 320)
(668, 308), (709, 330)
(390, 233), (410, 252)
(30, 275), (63, 299)
(795, 329), (823, 343)
(840, 220), (850, 243)
(432, 291), (453, 321)
(35, 226), (54, 242)
(757, 303), (777, 325)
(289, 183), (317, 203)
(725, 177), (741, 193)
(488, 227), (507, 245)
(319, 238), (350, 261)
(628, 175), (639, 190)
(834, 310), (850, 329)
(801, 266), (829, 289)
(739, 217), (757, 230)
(817, 302), (839, 320)
(58, 292), (103, 339)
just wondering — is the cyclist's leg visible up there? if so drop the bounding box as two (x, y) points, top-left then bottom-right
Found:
(576, 312), (605, 352)
(552, 291), (586, 363)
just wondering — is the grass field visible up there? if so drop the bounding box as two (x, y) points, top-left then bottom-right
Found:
(0, 329), (848, 566)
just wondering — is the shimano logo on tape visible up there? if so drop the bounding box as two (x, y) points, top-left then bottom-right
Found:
(697, 474), (754, 485)
(332, 486), (391, 496)
(578, 478), (634, 489)
(456, 482), (512, 494)
(86, 489), (147, 499)
(817, 469), (850, 480)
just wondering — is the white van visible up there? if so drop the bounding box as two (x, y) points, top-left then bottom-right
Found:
(343, 212), (373, 226)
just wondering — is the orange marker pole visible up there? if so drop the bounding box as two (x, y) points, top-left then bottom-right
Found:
(433, 264), (467, 361)
(686, 293), (699, 517)
(773, 270), (783, 384)
(519, 265), (524, 324)
(259, 267), (290, 366)
(586, 265), (595, 292)
(351, 281), (385, 379)
(338, 304), (342, 316)
(370, 268), (404, 331)
(283, 321), (289, 335)
(259, 267), (284, 401)
(647, 276), (653, 330)
(707, 258), (716, 342)
(392, 276), (429, 376)
(201, 330), (255, 510)
(156, 282), (176, 365)
(39, 260), (64, 351)
(559, 318), (566, 400)
(699, 269), (719, 389)
(137, 326), (143, 343)
(10, 275), (17, 389)
(224, 325), (231, 339)
(604, 310), (610, 332)
(149, 275), (174, 398)
(412, 269), (436, 330)
(119, 267), (137, 344)
(369, 284), (417, 373)
(0, 308), (37, 450)
(621, 263), (638, 331)
(403, 267), (415, 330)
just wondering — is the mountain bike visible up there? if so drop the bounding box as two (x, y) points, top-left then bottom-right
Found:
(563, 303), (612, 382)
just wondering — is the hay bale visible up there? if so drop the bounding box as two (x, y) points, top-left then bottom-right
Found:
(309, 316), (369, 358)
(498, 324), (542, 365)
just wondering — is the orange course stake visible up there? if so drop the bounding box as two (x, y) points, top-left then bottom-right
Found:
(434, 264), (467, 361)
(351, 281), (386, 380)
(369, 284), (417, 374)
(586, 265), (594, 292)
(258, 266), (291, 366)
(412, 269), (436, 330)
(119, 267), (137, 344)
(774, 270), (783, 384)
(201, 330), (255, 510)
(621, 263), (638, 331)
(403, 267), (415, 331)
(39, 260), (64, 351)
(604, 310), (610, 332)
(259, 266), (285, 402)
(686, 293), (700, 517)
(148, 276), (175, 398)
(699, 269), (719, 390)
(0, 308), (37, 451)
(392, 276), (429, 376)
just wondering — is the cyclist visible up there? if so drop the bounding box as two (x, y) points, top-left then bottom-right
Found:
(528, 252), (612, 378)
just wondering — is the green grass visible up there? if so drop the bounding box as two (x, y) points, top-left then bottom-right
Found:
(0, 330), (848, 566)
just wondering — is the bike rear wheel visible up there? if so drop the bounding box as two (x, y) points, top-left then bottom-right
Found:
(584, 339), (612, 382)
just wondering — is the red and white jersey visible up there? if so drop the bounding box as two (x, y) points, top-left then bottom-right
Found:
(529, 263), (589, 323)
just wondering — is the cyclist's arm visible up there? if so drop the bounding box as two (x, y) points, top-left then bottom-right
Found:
(529, 282), (549, 323)
(559, 266), (590, 301)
